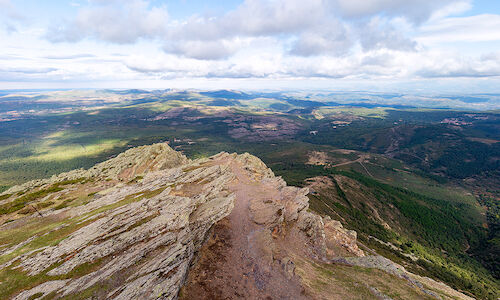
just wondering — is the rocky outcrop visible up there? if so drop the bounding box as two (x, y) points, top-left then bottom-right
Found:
(2, 143), (188, 195)
(1, 144), (233, 300)
(0, 143), (473, 300)
(323, 216), (364, 257)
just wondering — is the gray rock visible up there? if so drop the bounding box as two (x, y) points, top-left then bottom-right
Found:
(5, 144), (233, 300)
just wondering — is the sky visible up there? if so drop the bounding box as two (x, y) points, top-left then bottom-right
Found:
(1, 0), (500, 93)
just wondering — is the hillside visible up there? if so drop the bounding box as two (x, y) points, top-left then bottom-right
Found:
(263, 146), (499, 299)
(0, 144), (474, 299)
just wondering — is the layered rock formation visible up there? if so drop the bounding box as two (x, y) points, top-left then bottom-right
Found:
(0, 144), (473, 300)
(1, 144), (236, 299)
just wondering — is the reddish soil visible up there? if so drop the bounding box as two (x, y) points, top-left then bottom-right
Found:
(180, 159), (307, 300)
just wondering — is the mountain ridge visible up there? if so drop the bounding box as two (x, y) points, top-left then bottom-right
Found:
(0, 143), (473, 299)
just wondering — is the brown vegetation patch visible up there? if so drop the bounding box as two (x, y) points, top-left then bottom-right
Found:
(466, 137), (499, 145)
(227, 115), (300, 141)
(307, 151), (330, 166)
(305, 176), (334, 190)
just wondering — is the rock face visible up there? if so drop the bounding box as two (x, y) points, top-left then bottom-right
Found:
(0, 144), (234, 299)
(0, 143), (473, 300)
(2, 143), (188, 196)
(323, 216), (365, 257)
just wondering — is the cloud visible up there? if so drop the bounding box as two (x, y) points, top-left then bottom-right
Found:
(47, 0), (168, 43)
(123, 46), (500, 82)
(162, 0), (459, 59)
(0, 67), (58, 74)
(289, 21), (353, 56)
(220, 0), (325, 36)
(418, 68), (500, 78)
(333, 0), (462, 23)
(359, 17), (417, 51)
(162, 0), (327, 59)
(164, 40), (241, 60)
(0, 0), (24, 32)
(414, 52), (500, 78)
(361, 52), (395, 67)
(12, 0), (498, 87)
(123, 54), (209, 76)
(428, 0), (472, 21)
(418, 14), (500, 43)
(123, 51), (353, 80)
(480, 52), (500, 62)
(42, 54), (96, 60)
(125, 64), (167, 74)
(43, 0), (469, 61)
(0, 0), (15, 16)
(168, 0), (325, 41)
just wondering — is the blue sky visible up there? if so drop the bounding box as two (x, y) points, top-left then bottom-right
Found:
(1, 0), (500, 92)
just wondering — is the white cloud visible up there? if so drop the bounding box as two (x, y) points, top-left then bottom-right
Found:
(42, 54), (96, 60)
(333, 0), (461, 23)
(289, 21), (353, 56)
(418, 14), (500, 43)
(123, 46), (500, 82)
(164, 39), (243, 60)
(415, 52), (500, 78)
(0, 0), (23, 32)
(361, 52), (395, 67)
(47, 0), (168, 43)
(163, 0), (328, 58)
(1, 0), (499, 91)
(0, 0), (14, 15)
(220, 0), (325, 36)
(0, 67), (58, 74)
(42, 0), (470, 61)
(428, 0), (472, 21)
(481, 52), (500, 62)
(163, 0), (466, 59)
(358, 17), (417, 51)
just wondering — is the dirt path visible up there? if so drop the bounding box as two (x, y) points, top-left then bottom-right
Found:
(327, 155), (374, 178)
(180, 158), (307, 300)
(330, 154), (368, 168)
(358, 161), (374, 178)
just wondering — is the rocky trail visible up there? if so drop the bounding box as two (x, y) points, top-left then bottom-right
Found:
(181, 157), (307, 299)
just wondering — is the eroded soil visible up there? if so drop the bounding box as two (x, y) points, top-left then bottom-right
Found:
(180, 158), (307, 300)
